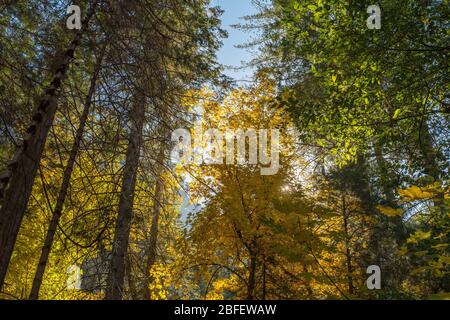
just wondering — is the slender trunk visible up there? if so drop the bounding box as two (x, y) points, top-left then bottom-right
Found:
(351, 155), (382, 266)
(262, 259), (266, 300)
(28, 48), (105, 300)
(418, 123), (445, 214)
(126, 254), (139, 300)
(341, 194), (355, 295)
(144, 147), (165, 300)
(373, 143), (396, 205)
(419, 123), (441, 181)
(247, 246), (257, 300)
(0, 3), (96, 291)
(352, 155), (376, 215)
(105, 96), (145, 300)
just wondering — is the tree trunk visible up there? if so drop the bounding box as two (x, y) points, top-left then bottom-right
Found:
(105, 95), (145, 300)
(126, 254), (139, 300)
(144, 146), (166, 300)
(247, 246), (257, 300)
(419, 123), (442, 181)
(418, 122), (445, 214)
(350, 155), (382, 267)
(0, 3), (96, 291)
(341, 194), (355, 295)
(28, 48), (105, 300)
(373, 142), (396, 205)
(262, 259), (266, 300)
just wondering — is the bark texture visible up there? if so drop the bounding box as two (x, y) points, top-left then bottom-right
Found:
(0, 3), (96, 290)
(28, 47), (105, 299)
(105, 95), (145, 300)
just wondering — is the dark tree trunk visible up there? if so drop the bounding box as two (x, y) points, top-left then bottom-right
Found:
(374, 143), (396, 205)
(247, 247), (257, 300)
(419, 123), (442, 181)
(418, 123), (445, 214)
(105, 96), (145, 300)
(0, 3), (96, 291)
(341, 194), (355, 295)
(262, 259), (266, 300)
(126, 254), (139, 300)
(350, 155), (382, 267)
(144, 146), (166, 300)
(28, 48), (105, 300)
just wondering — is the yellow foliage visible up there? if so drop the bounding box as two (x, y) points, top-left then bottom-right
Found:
(376, 205), (404, 217)
(398, 184), (439, 201)
(407, 230), (432, 244)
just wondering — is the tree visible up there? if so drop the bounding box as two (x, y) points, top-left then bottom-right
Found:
(0, 0), (99, 291)
(29, 44), (106, 300)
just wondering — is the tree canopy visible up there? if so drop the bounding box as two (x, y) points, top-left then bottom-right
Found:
(0, 0), (448, 300)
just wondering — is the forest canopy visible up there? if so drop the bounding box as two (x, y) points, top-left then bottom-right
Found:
(0, 0), (448, 300)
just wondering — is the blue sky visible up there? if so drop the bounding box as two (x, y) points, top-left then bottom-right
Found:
(179, 1), (261, 219)
(211, 0), (259, 82)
